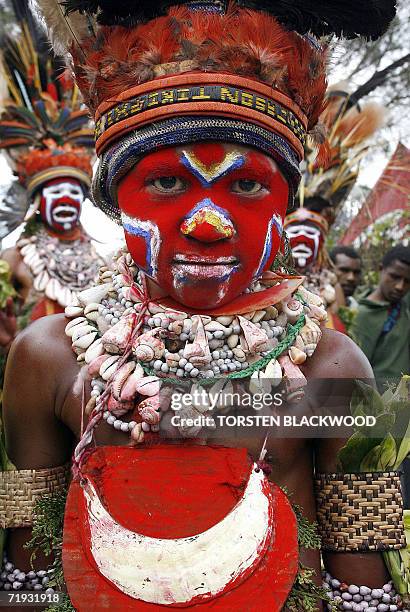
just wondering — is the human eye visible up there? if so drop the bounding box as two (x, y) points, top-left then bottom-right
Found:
(150, 176), (186, 194)
(231, 179), (265, 196)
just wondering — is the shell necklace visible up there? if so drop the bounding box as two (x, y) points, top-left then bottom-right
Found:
(17, 227), (103, 308)
(65, 249), (327, 470)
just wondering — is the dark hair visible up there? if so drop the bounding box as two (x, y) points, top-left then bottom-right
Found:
(303, 196), (329, 214)
(329, 246), (361, 264)
(382, 244), (410, 269)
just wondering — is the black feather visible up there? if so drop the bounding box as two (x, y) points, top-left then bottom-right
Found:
(61, 0), (396, 39)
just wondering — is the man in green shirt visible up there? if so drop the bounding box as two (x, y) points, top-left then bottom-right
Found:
(352, 244), (410, 386)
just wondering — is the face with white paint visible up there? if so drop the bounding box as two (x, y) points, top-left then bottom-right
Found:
(39, 178), (84, 233)
(285, 223), (324, 270)
(117, 143), (289, 309)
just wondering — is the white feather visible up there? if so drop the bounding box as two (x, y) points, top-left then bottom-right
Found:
(30, 0), (91, 56)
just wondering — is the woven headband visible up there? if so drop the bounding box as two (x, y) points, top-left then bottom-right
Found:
(27, 167), (91, 198)
(94, 73), (307, 159)
(284, 208), (329, 233)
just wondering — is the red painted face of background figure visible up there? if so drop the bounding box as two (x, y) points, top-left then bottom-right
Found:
(117, 143), (289, 309)
(39, 178), (84, 233)
(285, 222), (325, 269)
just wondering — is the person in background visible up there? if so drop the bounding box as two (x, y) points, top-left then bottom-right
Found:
(352, 244), (410, 385)
(330, 246), (362, 308)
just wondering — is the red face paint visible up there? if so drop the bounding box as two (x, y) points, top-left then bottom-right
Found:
(39, 178), (84, 233)
(117, 143), (289, 309)
(285, 221), (325, 269)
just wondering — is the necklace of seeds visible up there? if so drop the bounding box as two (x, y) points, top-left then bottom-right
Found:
(65, 248), (328, 466)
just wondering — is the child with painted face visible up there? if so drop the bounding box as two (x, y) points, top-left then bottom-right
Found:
(2, 1), (402, 610)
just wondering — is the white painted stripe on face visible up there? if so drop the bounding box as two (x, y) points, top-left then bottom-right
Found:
(121, 212), (161, 278)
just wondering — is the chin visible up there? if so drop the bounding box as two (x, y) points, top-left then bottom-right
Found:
(168, 280), (241, 310)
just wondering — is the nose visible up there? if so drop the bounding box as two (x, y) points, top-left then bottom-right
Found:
(395, 278), (405, 292)
(180, 200), (235, 243)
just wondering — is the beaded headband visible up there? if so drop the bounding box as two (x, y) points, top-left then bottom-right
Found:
(95, 73), (307, 159)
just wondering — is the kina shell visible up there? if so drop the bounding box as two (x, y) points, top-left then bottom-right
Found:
(133, 331), (165, 362)
(101, 313), (136, 354)
(112, 361), (136, 400)
(138, 395), (161, 424)
(238, 315), (269, 354)
(120, 364), (145, 401)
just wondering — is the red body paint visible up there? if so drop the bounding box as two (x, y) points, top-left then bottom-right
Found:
(63, 445), (298, 610)
(117, 144), (288, 309)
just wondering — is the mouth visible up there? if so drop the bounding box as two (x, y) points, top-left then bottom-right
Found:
(172, 255), (239, 281)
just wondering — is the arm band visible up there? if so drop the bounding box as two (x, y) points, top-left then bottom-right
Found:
(0, 464), (69, 528)
(315, 471), (406, 552)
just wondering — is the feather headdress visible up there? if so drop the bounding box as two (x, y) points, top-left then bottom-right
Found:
(0, 2), (94, 237)
(297, 85), (386, 225)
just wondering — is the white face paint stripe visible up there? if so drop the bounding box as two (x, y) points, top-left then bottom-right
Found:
(83, 466), (273, 605)
(254, 213), (283, 279)
(121, 212), (161, 279)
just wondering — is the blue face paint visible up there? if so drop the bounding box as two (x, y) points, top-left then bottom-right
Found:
(254, 213), (283, 279)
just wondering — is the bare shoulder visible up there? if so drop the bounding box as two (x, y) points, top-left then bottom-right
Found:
(1, 246), (21, 267)
(4, 314), (78, 416)
(303, 328), (374, 380)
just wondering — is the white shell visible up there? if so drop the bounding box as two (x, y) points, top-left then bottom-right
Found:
(85, 339), (105, 363)
(33, 270), (50, 292)
(45, 278), (61, 301)
(65, 317), (87, 336)
(73, 331), (98, 350)
(71, 324), (97, 342)
(65, 305), (84, 318)
(263, 359), (282, 386)
(84, 302), (101, 315)
(99, 355), (120, 380)
(78, 284), (112, 306)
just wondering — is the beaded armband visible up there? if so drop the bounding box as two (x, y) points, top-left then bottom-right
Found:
(0, 465), (69, 528)
(315, 472), (405, 552)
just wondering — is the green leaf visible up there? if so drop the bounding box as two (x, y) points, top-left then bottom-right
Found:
(351, 380), (386, 418)
(338, 432), (380, 472)
(394, 416), (410, 469)
(378, 433), (397, 469)
(360, 444), (383, 471)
